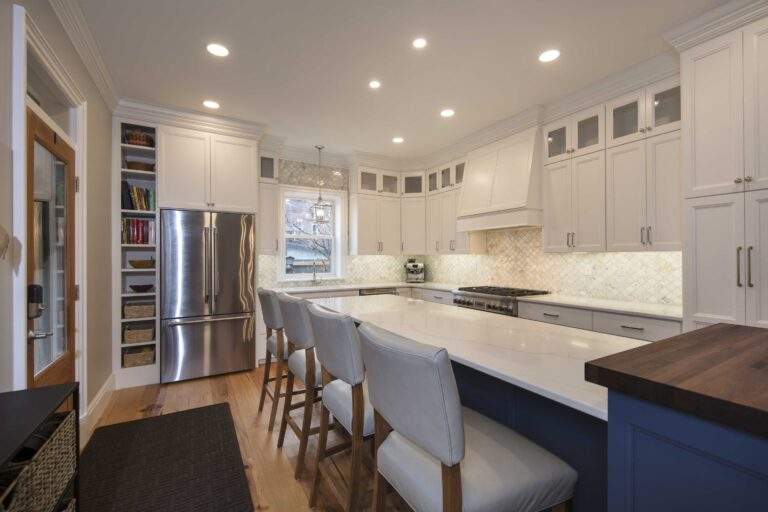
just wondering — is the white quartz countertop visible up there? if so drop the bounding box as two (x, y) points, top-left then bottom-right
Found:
(517, 294), (683, 321)
(311, 295), (646, 420)
(272, 281), (463, 295)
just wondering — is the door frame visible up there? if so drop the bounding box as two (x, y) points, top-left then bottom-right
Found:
(11, 7), (89, 402)
(26, 107), (77, 387)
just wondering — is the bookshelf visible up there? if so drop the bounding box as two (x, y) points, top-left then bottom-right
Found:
(113, 120), (160, 386)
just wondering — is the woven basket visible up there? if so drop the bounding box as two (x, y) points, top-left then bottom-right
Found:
(1, 411), (77, 512)
(124, 160), (155, 172)
(128, 259), (155, 269)
(124, 130), (154, 147)
(123, 346), (155, 367)
(123, 325), (154, 344)
(123, 302), (155, 319)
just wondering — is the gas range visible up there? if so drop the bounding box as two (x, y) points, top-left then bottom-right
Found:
(452, 287), (549, 316)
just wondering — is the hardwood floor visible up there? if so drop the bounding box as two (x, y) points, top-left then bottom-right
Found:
(97, 366), (410, 511)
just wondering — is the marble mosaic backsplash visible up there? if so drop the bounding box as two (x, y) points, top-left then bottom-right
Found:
(258, 227), (682, 305)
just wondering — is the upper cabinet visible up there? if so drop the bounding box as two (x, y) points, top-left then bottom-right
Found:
(606, 79), (681, 148)
(350, 194), (401, 255)
(159, 126), (257, 212)
(606, 89), (647, 148)
(645, 76), (682, 136)
(401, 197), (426, 254)
(427, 190), (486, 255)
(258, 183), (279, 255)
(356, 166), (399, 196)
(681, 31), (744, 198)
(426, 160), (466, 195)
(744, 17), (768, 193)
(543, 105), (604, 164)
(401, 171), (425, 197)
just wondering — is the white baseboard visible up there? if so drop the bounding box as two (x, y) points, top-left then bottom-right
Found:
(79, 372), (115, 449)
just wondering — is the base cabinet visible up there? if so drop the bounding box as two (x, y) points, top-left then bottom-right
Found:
(607, 391), (768, 512)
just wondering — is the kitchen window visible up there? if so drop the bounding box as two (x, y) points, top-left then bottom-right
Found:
(280, 188), (345, 281)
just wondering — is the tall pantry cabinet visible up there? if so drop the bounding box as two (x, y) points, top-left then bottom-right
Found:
(683, 16), (768, 331)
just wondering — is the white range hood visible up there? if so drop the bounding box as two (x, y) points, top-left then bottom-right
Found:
(456, 126), (542, 232)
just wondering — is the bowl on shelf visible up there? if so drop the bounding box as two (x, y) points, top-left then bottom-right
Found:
(128, 284), (154, 293)
(128, 259), (155, 269)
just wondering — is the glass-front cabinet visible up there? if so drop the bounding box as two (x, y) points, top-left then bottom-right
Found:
(607, 89), (646, 148)
(357, 167), (400, 196)
(571, 105), (605, 157)
(645, 77), (681, 136)
(543, 120), (571, 165)
(427, 167), (440, 195)
(401, 171), (425, 197)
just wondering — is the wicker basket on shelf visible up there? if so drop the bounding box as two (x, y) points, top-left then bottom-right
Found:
(124, 130), (154, 147)
(123, 325), (154, 344)
(123, 346), (155, 367)
(124, 160), (155, 172)
(123, 302), (155, 319)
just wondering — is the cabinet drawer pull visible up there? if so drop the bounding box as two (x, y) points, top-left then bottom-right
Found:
(748, 246), (754, 287)
(433, 295), (442, 300)
(640, 227), (646, 245)
(737, 246), (743, 287)
(621, 325), (645, 331)
(542, 312), (560, 318)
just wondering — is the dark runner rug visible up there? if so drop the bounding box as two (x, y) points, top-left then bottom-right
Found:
(80, 403), (253, 512)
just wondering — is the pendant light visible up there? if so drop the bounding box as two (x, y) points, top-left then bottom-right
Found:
(311, 145), (332, 224)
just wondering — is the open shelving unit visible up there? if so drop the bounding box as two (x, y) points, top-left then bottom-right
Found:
(112, 120), (161, 387)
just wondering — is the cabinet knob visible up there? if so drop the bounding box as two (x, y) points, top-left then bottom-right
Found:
(735, 178), (743, 184)
(745, 176), (754, 182)
(639, 128), (646, 133)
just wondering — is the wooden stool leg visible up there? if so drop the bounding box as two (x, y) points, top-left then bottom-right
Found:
(347, 384), (365, 512)
(309, 405), (330, 507)
(294, 383), (316, 479)
(372, 411), (393, 512)
(258, 350), (273, 413)
(277, 372), (295, 448)
(267, 358), (285, 431)
(552, 499), (573, 512)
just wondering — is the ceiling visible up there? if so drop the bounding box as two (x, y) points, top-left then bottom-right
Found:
(78, 0), (726, 158)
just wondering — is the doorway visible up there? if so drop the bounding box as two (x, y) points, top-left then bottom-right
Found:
(26, 108), (76, 388)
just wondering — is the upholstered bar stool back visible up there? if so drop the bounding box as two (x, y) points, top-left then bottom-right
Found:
(257, 287), (283, 330)
(307, 303), (364, 386)
(277, 292), (315, 350)
(255, 288), (288, 430)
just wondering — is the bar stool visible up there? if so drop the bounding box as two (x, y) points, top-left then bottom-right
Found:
(256, 288), (289, 431)
(276, 292), (324, 479)
(358, 322), (578, 512)
(306, 303), (374, 511)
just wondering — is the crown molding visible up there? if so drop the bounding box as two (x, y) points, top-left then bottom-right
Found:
(49, 0), (118, 110)
(115, 99), (266, 140)
(259, 134), (285, 155)
(350, 152), (403, 171)
(664, 0), (768, 51)
(542, 51), (679, 123)
(25, 11), (85, 106)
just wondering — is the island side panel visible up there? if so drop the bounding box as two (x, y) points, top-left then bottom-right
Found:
(607, 391), (768, 512)
(452, 362), (608, 512)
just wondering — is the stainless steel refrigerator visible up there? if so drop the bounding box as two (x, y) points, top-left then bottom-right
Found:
(160, 209), (255, 383)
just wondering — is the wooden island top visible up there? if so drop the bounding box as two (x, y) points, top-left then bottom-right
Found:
(585, 323), (768, 438)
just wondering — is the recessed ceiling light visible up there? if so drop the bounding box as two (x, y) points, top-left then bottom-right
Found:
(440, 108), (455, 118)
(538, 49), (560, 63)
(369, 80), (381, 89)
(412, 37), (427, 49)
(392, 137), (404, 144)
(203, 100), (220, 109)
(206, 43), (230, 57)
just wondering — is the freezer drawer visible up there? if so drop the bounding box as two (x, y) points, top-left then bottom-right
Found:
(161, 314), (255, 383)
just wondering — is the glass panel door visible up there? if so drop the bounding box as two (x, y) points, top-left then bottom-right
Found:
(542, 119), (571, 164)
(646, 77), (681, 136)
(427, 170), (439, 194)
(359, 170), (377, 193)
(440, 167), (452, 189)
(402, 173), (424, 196)
(455, 162), (465, 186)
(381, 173), (399, 195)
(607, 89), (646, 148)
(572, 105), (605, 157)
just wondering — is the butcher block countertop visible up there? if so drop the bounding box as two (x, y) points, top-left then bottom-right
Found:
(586, 323), (768, 437)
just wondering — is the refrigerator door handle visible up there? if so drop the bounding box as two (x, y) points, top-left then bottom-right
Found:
(166, 313), (253, 327)
(212, 226), (219, 307)
(203, 226), (210, 304)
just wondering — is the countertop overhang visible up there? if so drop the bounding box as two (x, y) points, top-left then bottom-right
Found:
(585, 323), (768, 438)
(312, 294), (646, 420)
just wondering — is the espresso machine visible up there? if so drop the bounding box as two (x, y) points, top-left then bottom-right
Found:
(404, 258), (425, 283)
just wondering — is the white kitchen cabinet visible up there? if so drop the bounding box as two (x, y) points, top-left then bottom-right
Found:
(427, 167), (440, 195)
(645, 76), (681, 137)
(350, 194), (401, 255)
(439, 164), (454, 192)
(543, 153), (605, 253)
(518, 302), (593, 330)
(606, 132), (682, 252)
(744, 17), (768, 192)
(401, 171), (425, 197)
(681, 30), (744, 198)
(454, 161), (466, 187)
(210, 134), (257, 212)
(159, 126), (257, 212)
(606, 89), (646, 148)
(542, 118), (571, 165)
(357, 167), (399, 196)
(158, 126), (210, 210)
(401, 197), (426, 254)
(645, 131), (682, 250)
(591, 311), (682, 342)
(441, 191), (457, 252)
(571, 105), (605, 157)
(379, 197), (402, 254)
(259, 154), (278, 183)
(258, 183), (279, 255)
(606, 140), (647, 251)
(683, 193), (746, 331)
(543, 160), (573, 252)
(420, 289), (453, 305)
(746, 189), (768, 328)
(426, 194), (442, 254)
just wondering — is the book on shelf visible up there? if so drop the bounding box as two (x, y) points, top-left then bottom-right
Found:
(122, 218), (156, 245)
(121, 180), (156, 211)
